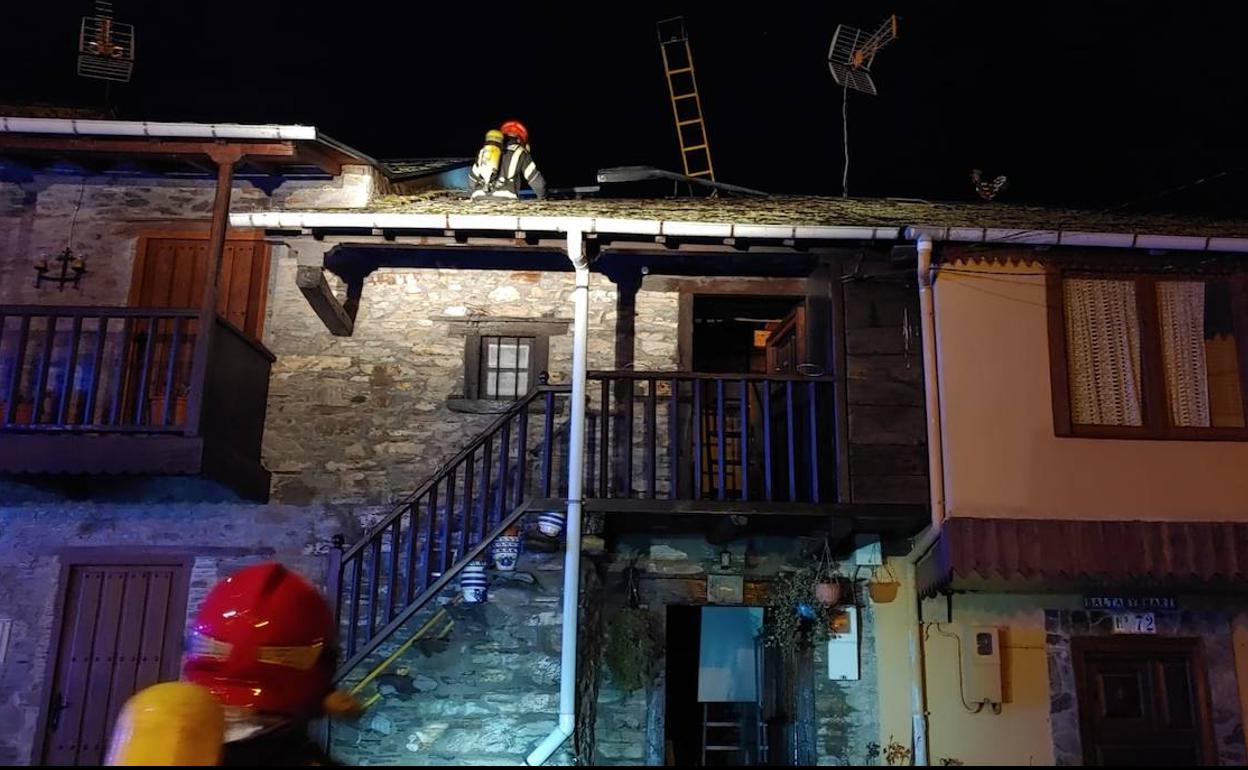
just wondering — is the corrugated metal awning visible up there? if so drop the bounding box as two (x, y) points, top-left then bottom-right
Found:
(916, 517), (1248, 597)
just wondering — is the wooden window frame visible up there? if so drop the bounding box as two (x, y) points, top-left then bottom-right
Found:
(452, 319), (567, 405)
(1048, 268), (1248, 441)
(466, 334), (546, 401)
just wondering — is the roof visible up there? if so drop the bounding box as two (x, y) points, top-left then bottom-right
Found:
(347, 194), (1248, 237)
(916, 517), (1248, 596)
(233, 193), (1248, 253)
(0, 117), (380, 178)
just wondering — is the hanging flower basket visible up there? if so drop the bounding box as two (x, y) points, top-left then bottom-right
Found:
(868, 563), (901, 604)
(813, 581), (843, 606)
(763, 567), (838, 651)
(813, 538), (850, 607)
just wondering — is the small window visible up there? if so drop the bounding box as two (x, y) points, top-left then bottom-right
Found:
(1050, 271), (1248, 439)
(453, 319), (563, 408)
(479, 336), (534, 400)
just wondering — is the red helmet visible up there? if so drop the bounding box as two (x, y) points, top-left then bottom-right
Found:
(182, 563), (336, 718)
(500, 119), (529, 145)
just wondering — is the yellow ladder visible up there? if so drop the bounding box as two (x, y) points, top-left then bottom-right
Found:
(658, 17), (715, 182)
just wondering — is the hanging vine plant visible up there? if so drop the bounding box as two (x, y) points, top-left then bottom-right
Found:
(763, 566), (840, 651)
(604, 557), (654, 691)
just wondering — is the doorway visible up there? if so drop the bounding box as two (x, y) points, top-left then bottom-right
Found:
(36, 552), (191, 765)
(665, 605), (771, 766)
(689, 296), (805, 498)
(1072, 636), (1217, 765)
(691, 295), (804, 375)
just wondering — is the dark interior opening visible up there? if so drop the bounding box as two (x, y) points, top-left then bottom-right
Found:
(692, 295), (802, 373)
(664, 605), (775, 766)
(664, 605), (703, 765)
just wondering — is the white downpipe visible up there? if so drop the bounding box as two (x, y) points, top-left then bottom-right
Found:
(917, 234), (945, 530)
(909, 233), (942, 766)
(526, 228), (590, 766)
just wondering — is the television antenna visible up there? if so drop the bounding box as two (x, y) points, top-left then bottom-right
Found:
(78, 1), (135, 84)
(827, 14), (898, 197)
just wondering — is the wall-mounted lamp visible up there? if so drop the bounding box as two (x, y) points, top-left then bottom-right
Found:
(35, 247), (87, 291)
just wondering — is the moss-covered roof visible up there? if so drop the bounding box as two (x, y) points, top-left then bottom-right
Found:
(354, 192), (1248, 237)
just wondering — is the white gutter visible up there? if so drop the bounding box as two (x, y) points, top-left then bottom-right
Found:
(229, 210), (904, 243)
(0, 117), (316, 141)
(0, 117), (318, 141)
(526, 228), (590, 766)
(0, 117), (381, 169)
(904, 225), (1248, 253)
(233, 212), (1248, 254)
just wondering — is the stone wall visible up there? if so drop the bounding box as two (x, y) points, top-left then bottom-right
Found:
(331, 547), (573, 766)
(0, 167), (378, 307)
(261, 259), (679, 505)
(1045, 608), (1247, 766)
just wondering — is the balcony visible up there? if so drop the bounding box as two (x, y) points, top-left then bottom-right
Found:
(0, 305), (273, 500)
(331, 370), (926, 667)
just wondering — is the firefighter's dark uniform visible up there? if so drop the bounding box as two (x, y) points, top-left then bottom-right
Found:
(493, 139), (547, 199)
(222, 723), (340, 766)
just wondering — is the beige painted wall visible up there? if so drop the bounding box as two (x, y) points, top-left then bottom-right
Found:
(920, 593), (1063, 766)
(933, 259), (1248, 522)
(873, 559), (918, 756)
(1235, 612), (1248, 758)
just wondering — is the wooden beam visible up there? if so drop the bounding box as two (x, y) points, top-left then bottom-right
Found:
(561, 496), (924, 518)
(296, 265), (355, 336)
(0, 135), (296, 159)
(0, 434), (203, 474)
(609, 268), (642, 495)
(648, 276), (808, 295)
(295, 143), (344, 176)
(184, 159), (237, 433)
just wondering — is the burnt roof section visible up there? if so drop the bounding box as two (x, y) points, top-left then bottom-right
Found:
(378, 158), (472, 181)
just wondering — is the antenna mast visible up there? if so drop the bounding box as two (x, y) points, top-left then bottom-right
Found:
(828, 14), (898, 197)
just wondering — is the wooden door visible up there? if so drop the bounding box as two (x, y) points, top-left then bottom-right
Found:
(38, 558), (190, 765)
(123, 234), (270, 425)
(764, 305), (806, 376)
(130, 234), (270, 339)
(1073, 637), (1216, 766)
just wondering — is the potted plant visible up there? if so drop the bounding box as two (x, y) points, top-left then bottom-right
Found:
(868, 563), (901, 604)
(763, 567), (839, 651)
(605, 557), (654, 691)
(491, 524), (522, 571)
(814, 540), (849, 606)
(460, 560), (489, 604)
(149, 384), (190, 427)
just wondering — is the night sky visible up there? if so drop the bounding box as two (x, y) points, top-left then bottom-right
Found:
(4, 2), (1248, 214)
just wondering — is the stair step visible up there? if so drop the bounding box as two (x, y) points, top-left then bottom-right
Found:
(704, 722), (740, 727)
(705, 745), (742, 751)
